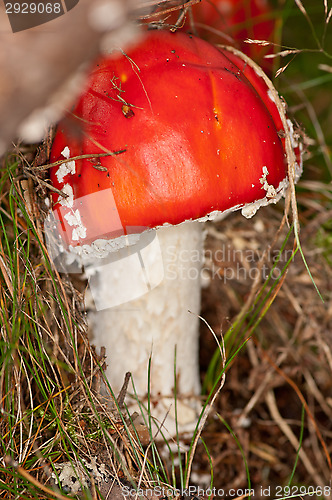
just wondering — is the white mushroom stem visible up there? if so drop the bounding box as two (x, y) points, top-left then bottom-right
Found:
(85, 221), (204, 435)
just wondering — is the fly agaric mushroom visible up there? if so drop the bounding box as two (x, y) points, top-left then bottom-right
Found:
(48, 30), (302, 435)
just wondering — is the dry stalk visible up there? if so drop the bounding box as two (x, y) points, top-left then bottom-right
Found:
(265, 390), (325, 487)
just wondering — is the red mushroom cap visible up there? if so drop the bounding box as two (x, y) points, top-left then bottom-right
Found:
(190, 0), (276, 72)
(219, 45), (303, 170)
(49, 30), (301, 249)
(143, 0), (275, 73)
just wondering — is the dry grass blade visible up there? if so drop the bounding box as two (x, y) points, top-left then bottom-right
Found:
(290, 83), (332, 177)
(0, 252), (13, 299)
(315, 329), (332, 373)
(265, 49), (301, 58)
(294, 0), (308, 17)
(242, 316), (332, 487)
(136, 0), (200, 20)
(4, 456), (71, 500)
(30, 151), (127, 172)
(275, 60), (294, 78)
(244, 38), (271, 46)
(252, 335), (332, 473)
(185, 314), (227, 489)
(1, 150), (153, 497)
(265, 391), (326, 488)
(304, 370), (332, 422)
(327, 8), (332, 24)
(318, 63), (332, 72)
